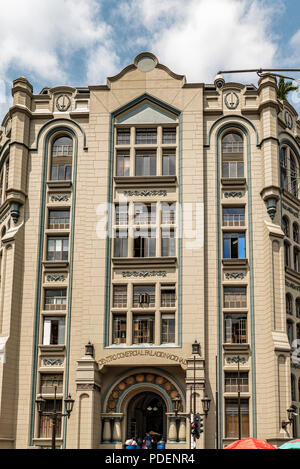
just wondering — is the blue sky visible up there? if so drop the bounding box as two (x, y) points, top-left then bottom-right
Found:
(1, 0), (300, 121)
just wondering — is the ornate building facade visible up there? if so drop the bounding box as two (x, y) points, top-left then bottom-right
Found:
(0, 52), (299, 449)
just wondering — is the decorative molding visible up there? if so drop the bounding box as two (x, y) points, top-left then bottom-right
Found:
(224, 191), (243, 198)
(284, 110), (293, 130)
(286, 280), (300, 291)
(226, 356), (247, 364)
(225, 272), (245, 279)
(123, 189), (167, 197)
(43, 358), (63, 367)
(47, 274), (66, 282)
(50, 194), (70, 202)
(282, 203), (298, 218)
(224, 92), (239, 110)
(0, 211), (10, 225)
(76, 383), (101, 392)
(266, 197), (278, 220)
(122, 270), (167, 278)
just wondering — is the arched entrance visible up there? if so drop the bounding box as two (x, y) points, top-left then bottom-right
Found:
(126, 391), (167, 441)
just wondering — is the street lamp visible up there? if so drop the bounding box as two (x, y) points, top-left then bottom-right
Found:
(36, 384), (74, 449)
(201, 395), (211, 417)
(172, 394), (181, 417)
(282, 405), (298, 431)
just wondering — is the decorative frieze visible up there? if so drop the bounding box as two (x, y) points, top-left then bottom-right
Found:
(76, 383), (101, 392)
(43, 358), (63, 367)
(226, 356), (247, 364)
(282, 203), (298, 218)
(47, 274), (66, 282)
(122, 270), (167, 278)
(286, 280), (300, 292)
(225, 272), (245, 280)
(123, 189), (167, 197)
(224, 191), (243, 198)
(50, 194), (70, 202)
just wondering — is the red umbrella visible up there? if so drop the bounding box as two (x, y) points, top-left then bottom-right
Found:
(225, 438), (277, 449)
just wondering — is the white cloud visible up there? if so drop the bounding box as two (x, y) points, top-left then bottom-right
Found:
(0, 0), (118, 84)
(123, 0), (282, 84)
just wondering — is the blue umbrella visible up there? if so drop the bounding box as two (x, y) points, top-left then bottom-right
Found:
(279, 439), (300, 449)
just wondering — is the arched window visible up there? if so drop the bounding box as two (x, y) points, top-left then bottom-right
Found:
(293, 223), (299, 243)
(282, 216), (290, 237)
(50, 136), (73, 181)
(294, 247), (300, 272)
(296, 298), (300, 318)
(284, 241), (290, 267)
(281, 145), (299, 198)
(222, 132), (244, 179)
(287, 320), (294, 345)
(286, 293), (293, 315)
(291, 374), (296, 402)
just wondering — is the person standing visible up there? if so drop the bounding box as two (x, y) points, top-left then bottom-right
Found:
(143, 433), (153, 449)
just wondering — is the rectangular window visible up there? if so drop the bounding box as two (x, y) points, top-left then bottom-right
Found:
(116, 150), (130, 176)
(223, 233), (245, 259)
(134, 203), (156, 225)
(161, 284), (176, 307)
(224, 372), (249, 393)
(162, 128), (176, 144)
(112, 315), (127, 344)
(134, 229), (156, 257)
(44, 289), (67, 310)
(51, 164), (72, 181)
(116, 128), (130, 145)
(133, 285), (155, 308)
(161, 202), (176, 225)
(39, 400), (62, 438)
(48, 210), (70, 229)
(135, 150), (156, 176)
(222, 161), (244, 178)
(43, 317), (65, 345)
(113, 285), (127, 308)
(133, 315), (154, 344)
(40, 374), (63, 394)
(161, 313), (175, 344)
(223, 207), (245, 227)
(115, 204), (128, 225)
(161, 228), (176, 257)
(162, 149), (176, 175)
(223, 287), (247, 308)
(114, 229), (128, 257)
(47, 237), (69, 261)
(225, 399), (249, 439)
(136, 128), (157, 145)
(224, 314), (247, 344)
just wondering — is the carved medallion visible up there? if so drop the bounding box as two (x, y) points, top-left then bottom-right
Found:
(56, 94), (71, 112)
(225, 92), (239, 110)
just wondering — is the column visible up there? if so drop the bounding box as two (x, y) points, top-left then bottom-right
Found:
(103, 418), (112, 443)
(178, 417), (186, 443)
(168, 417), (177, 443)
(112, 417), (122, 443)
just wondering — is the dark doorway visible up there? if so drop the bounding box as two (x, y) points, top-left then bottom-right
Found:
(127, 391), (167, 442)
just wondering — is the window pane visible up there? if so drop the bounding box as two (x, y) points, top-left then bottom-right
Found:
(113, 315), (127, 344)
(117, 129), (130, 145)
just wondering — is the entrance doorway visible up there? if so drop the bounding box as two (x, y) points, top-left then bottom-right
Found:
(127, 391), (167, 442)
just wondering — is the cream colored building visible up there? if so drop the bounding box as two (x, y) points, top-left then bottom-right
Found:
(0, 52), (299, 449)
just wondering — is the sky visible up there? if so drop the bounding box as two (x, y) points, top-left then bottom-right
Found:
(1, 0), (300, 122)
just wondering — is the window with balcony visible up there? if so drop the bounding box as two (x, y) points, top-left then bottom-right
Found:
(133, 314), (154, 344)
(113, 285), (127, 308)
(39, 399), (62, 438)
(50, 136), (72, 181)
(224, 287), (247, 308)
(133, 228), (156, 257)
(116, 128), (130, 145)
(223, 207), (245, 227)
(225, 398), (249, 439)
(48, 210), (70, 229)
(223, 233), (245, 259)
(133, 285), (155, 308)
(162, 149), (176, 175)
(161, 313), (175, 344)
(43, 317), (65, 345)
(224, 372), (249, 393)
(116, 150), (130, 176)
(136, 128), (157, 145)
(224, 314), (247, 344)
(161, 284), (176, 307)
(135, 150), (156, 176)
(112, 315), (127, 344)
(47, 237), (69, 261)
(44, 289), (67, 311)
(114, 229), (128, 257)
(161, 228), (176, 256)
(162, 128), (176, 144)
(222, 133), (244, 179)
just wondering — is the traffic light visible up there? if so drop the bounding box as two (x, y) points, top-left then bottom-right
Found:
(194, 414), (204, 439)
(191, 418), (197, 437)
